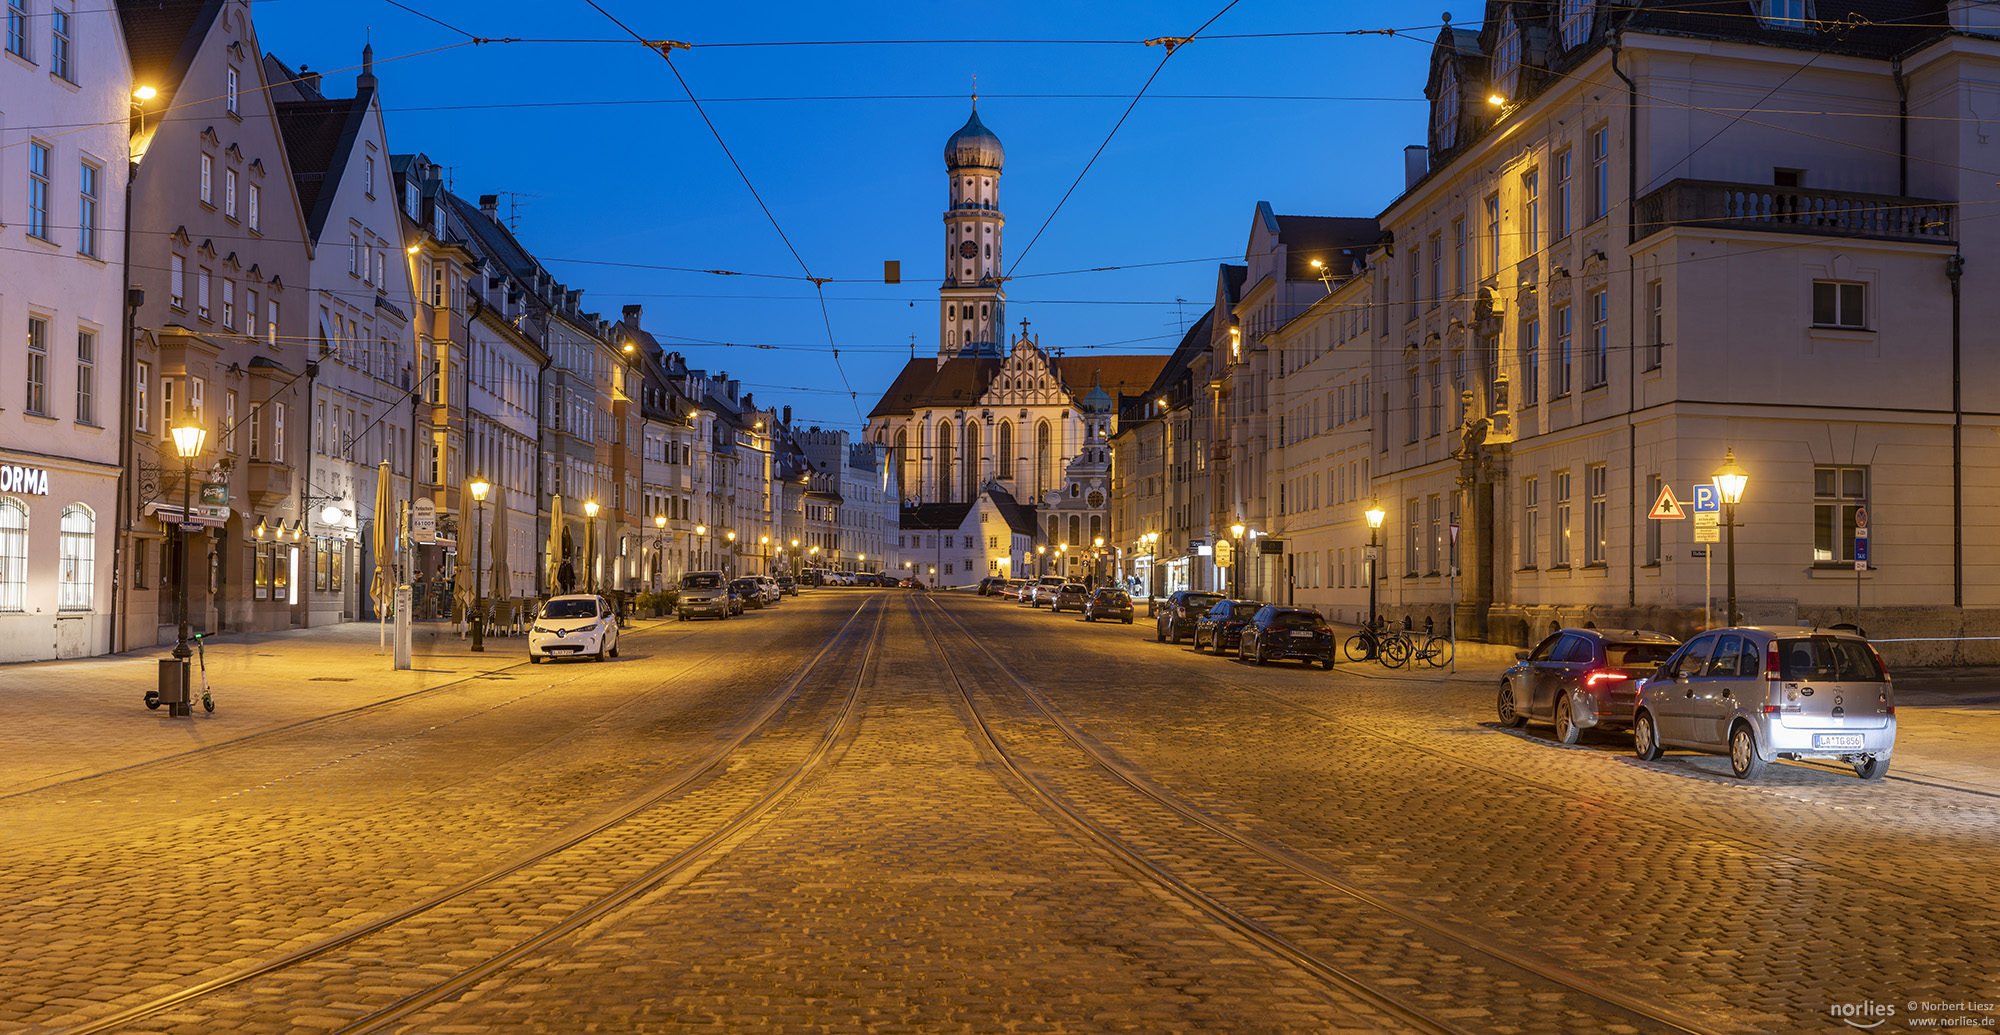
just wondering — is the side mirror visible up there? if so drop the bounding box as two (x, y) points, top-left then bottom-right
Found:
(1515, 650), (1531, 661)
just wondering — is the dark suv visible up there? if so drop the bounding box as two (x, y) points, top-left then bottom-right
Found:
(1193, 598), (1264, 654)
(1154, 590), (1225, 644)
(1498, 628), (1682, 744)
(1239, 607), (1336, 668)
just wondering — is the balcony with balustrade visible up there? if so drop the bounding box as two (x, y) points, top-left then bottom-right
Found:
(1632, 179), (1954, 245)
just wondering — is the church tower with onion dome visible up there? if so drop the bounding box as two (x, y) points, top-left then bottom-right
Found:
(939, 103), (1006, 362)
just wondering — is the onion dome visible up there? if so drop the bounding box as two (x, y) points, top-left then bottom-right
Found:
(944, 108), (1005, 171)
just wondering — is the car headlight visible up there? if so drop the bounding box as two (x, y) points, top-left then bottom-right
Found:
(532, 625), (551, 634)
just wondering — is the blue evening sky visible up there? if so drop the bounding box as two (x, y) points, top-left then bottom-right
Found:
(250, 1), (1442, 431)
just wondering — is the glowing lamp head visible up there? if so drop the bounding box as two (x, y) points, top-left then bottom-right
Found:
(1230, 523), (1246, 539)
(1488, 93), (1506, 106)
(469, 476), (490, 502)
(134, 85), (157, 101)
(584, 500), (599, 517)
(170, 423), (207, 459)
(655, 514), (667, 529)
(1713, 448), (1749, 505)
(1365, 502), (1386, 530)
(696, 524), (707, 536)
(321, 504), (344, 525)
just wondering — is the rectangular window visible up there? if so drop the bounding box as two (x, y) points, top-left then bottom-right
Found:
(5, 0), (25, 57)
(1426, 494), (1442, 575)
(1585, 463), (1607, 565)
(188, 376), (204, 426)
(78, 161), (99, 256)
(75, 329), (95, 425)
(1521, 319), (1540, 406)
(1452, 217), (1467, 297)
(1647, 280), (1664, 370)
(135, 361), (150, 433)
(1553, 470), (1572, 567)
(170, 254), (185, 308)
(266, 299), (279, 344)
(1406, 242), (1421, 323)
(1405, 366), (1420, 444)
(1590, 126), (1610, 222)
(224, 167), (237, 218)
(222, 279), (235, 329)
(1428, 359), (1442, 437)
(1522, 170), (1540, 255)
(1813, 280), (1867, 328)
(50, 3), (69, 79)
(225, 391), (237, 453)
(196, 266), (211, 320)
(1589, 289), (1608, 388)
(1406, 499), (1420, 575)
(245, 289), (258, 336)
(1814, 466), (1868, 563)
(227, 66), (239, 114)
(1485, 193), (1501, 274)
(1645, 473), (1662, 565)
(1429, 232), (1442, 309)
(248, 183), (260, 231)
(26, 316), (49, 415)
(248, 405), (261, 458)
(28, 141), (51, 239)
(200, 153), (212, 205)
(1554, 304), (1572, 397)
(1554, 149), (1572, 239)
(365, 155), (375, 195)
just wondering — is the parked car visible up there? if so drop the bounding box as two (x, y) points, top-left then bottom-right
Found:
(1049, 583), (1090, 613)
(1633, 627), (1896, 780)
(977, 576), (1003, 596)
(997, 578), (1027, 600)
(1193, 599), (1263, 654)
(677, 571), (734, 621)
(1082, 588), (1135, 624)
(1023, 575), (1066, 608)
(730, 577), (767, 609)
(1497, 628), (1682, 744)
(529, 594), (620, 662)
(775, 576), (798, 596)
(1156, 590), (1225, 644)
(898, 576), (922, 588)
(754, 575), (782, 605)
(1237, 606), (1336, 668)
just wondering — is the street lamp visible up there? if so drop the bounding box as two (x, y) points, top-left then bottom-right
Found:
(760, 534), (770, 574)
(1364, 501), (1387, 632)
(726, 529), (737, 575)
(1142, 531), (1160, 601)
(1036, 544), (1046, 576)
(1093, 536), (1105, 585)
(1229, 522), (1246, 598)
(1714, 448), (1749, 626)
(653, 514), (668, 588)
(583, 500), (600, 593)
(168, 421), (208, 715)
(470, 475), (490, 652)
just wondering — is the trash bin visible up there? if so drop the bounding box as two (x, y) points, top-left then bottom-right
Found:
(157, 658), (189, 713)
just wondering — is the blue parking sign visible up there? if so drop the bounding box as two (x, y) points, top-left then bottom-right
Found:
(1855, 536), (1869, 563)
(1692, 484), (1720, 513)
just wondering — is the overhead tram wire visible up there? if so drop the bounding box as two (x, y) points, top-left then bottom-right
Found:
(581, 1), (865, 423)
(1002, 0), (1242, 278)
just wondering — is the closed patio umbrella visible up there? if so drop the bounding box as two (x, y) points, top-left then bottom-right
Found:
(453, 477), (475, 633)
(545, 495), (564, 596)
(490, 485), (511, 612)
(371, 460), (396, 651)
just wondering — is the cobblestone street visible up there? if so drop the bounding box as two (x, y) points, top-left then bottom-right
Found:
(2, 591), (1996, 1034)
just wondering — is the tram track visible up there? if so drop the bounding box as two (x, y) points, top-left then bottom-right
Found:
(915, 593), (1726, 1035)
(45, 597), (889, 1035)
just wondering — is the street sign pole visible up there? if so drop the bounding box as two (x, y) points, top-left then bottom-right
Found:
(1705, 549), (1712, 632)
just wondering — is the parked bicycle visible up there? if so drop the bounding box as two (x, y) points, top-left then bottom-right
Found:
(1343, 621), (1452, 669)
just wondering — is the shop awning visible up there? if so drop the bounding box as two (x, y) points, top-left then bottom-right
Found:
(143, 502), (232, 530)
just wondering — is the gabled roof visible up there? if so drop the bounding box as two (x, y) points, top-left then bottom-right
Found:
(866, 352), (1168, 419)
(1052, 356), (1167, 402)
(1272, 214), (1381, 281)
(274, 94), (368, 241)
(983, 486), (1041, 540)
(118, 0), (221, 110)
(901, 501), (976, 531)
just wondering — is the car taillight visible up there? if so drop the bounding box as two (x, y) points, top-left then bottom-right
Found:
(1765, 640), (1781, 682)
(1762, 705), (1782, 713)
(1869, 643), (1891, 680)
(1583, 669), (1627, 688)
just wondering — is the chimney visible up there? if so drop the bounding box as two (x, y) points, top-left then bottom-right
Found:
(479, 194), (498, 217)
(1404, 146), (1429, 189)
(622, 304), (642, 329)
(297, 64), (321, 96)
(782, 405), (792, 426)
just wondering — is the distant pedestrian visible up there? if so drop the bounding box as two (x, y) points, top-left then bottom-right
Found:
(557, 559), (575, 594)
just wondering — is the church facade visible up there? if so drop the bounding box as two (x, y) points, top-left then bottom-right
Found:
(867, 107), (1164, 583)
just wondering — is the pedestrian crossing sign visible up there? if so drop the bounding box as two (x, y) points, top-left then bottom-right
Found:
(1649, 484), (1686, 520)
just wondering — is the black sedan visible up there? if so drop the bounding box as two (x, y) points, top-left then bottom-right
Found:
(1155, 590), (1224, 644)
(1192, 598), (1263, 654)
(729, 577), (765, 610)
(1238, 606), (1337, 668)
(1081, 588), (1134, 624)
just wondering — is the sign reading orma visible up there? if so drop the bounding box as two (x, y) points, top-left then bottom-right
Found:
(0, 465), (50, 495)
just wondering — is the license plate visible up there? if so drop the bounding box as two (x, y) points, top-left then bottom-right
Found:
(1290, 631), (1314, 638)
(1814, 733), (1865, 749)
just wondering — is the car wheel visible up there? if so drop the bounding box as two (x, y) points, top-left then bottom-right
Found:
(1155, 622), (1166, 643)
(1554, 694), (1583, 745)
(595, 642), (608, 662)
(1729, 724), (1766, 780)
(1854, 754), (1890, 781)
(1253, 642), (1268, 666)
(1124, 617), (1133, 625)
(528, 653), (542, 665)
(1320, 654), (1335, 671)
(1171, 626), (1183, 645)
(609, 643), (619, 658)
(1497, 682), (1526, 728)
(1633, 711), (1663, 761)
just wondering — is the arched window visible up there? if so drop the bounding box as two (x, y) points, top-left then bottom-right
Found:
(1036, 420), (1052, 499)
(59, 504), (94, 611)
(1559, 0), (1592, 48)
(895, 429), (910, 497)
(1067, 515), (1081, 546)
(0, 499), (24, 612)
(961, 420), (980, 500)
(1492, 10), (1522, 100)
(934, 420), (953, 502)
(997, 421), (1013, 481)
(1433, 62), (1461, 151)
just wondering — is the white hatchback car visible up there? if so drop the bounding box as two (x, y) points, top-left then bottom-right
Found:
(529, 594), (620, 663)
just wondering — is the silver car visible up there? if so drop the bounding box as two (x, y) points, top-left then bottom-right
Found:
(1634, 627), (1895, 780)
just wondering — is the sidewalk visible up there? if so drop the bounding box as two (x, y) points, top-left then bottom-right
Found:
(0, 616), (677, 797)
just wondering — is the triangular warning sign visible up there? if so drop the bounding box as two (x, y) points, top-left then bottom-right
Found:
(1649, 484), (1686, 519)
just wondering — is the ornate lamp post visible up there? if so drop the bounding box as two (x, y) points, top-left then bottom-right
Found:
(1714, 448), (1749, 626)
(1036, 544), (1046, 577)
(726, 529), (737, 575)
(695, 524), (707, 572)
(1093, 536), (1105, 585)
(1229, 522), (1246, 598)
(583, 500), (600, 593)
(169, 423), (208, 675)
(653, 514), (668, 588)
(1142, 531), (1160, 602)
(1364, 501), (1386, 631)
(760, 534), (770, 574)
(470, 475), (490, 652)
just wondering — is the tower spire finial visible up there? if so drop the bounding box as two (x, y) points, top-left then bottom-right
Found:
(971, 73), (978, 110)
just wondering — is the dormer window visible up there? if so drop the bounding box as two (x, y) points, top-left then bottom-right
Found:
(1559, 0), (1592, 49)
(1492, 10), (1522, 100)
(1433, 62), (1461, 151)
(1760, 0), (1811, 30)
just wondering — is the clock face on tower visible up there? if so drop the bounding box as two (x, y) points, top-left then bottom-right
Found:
(959, 239), (979, 259)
